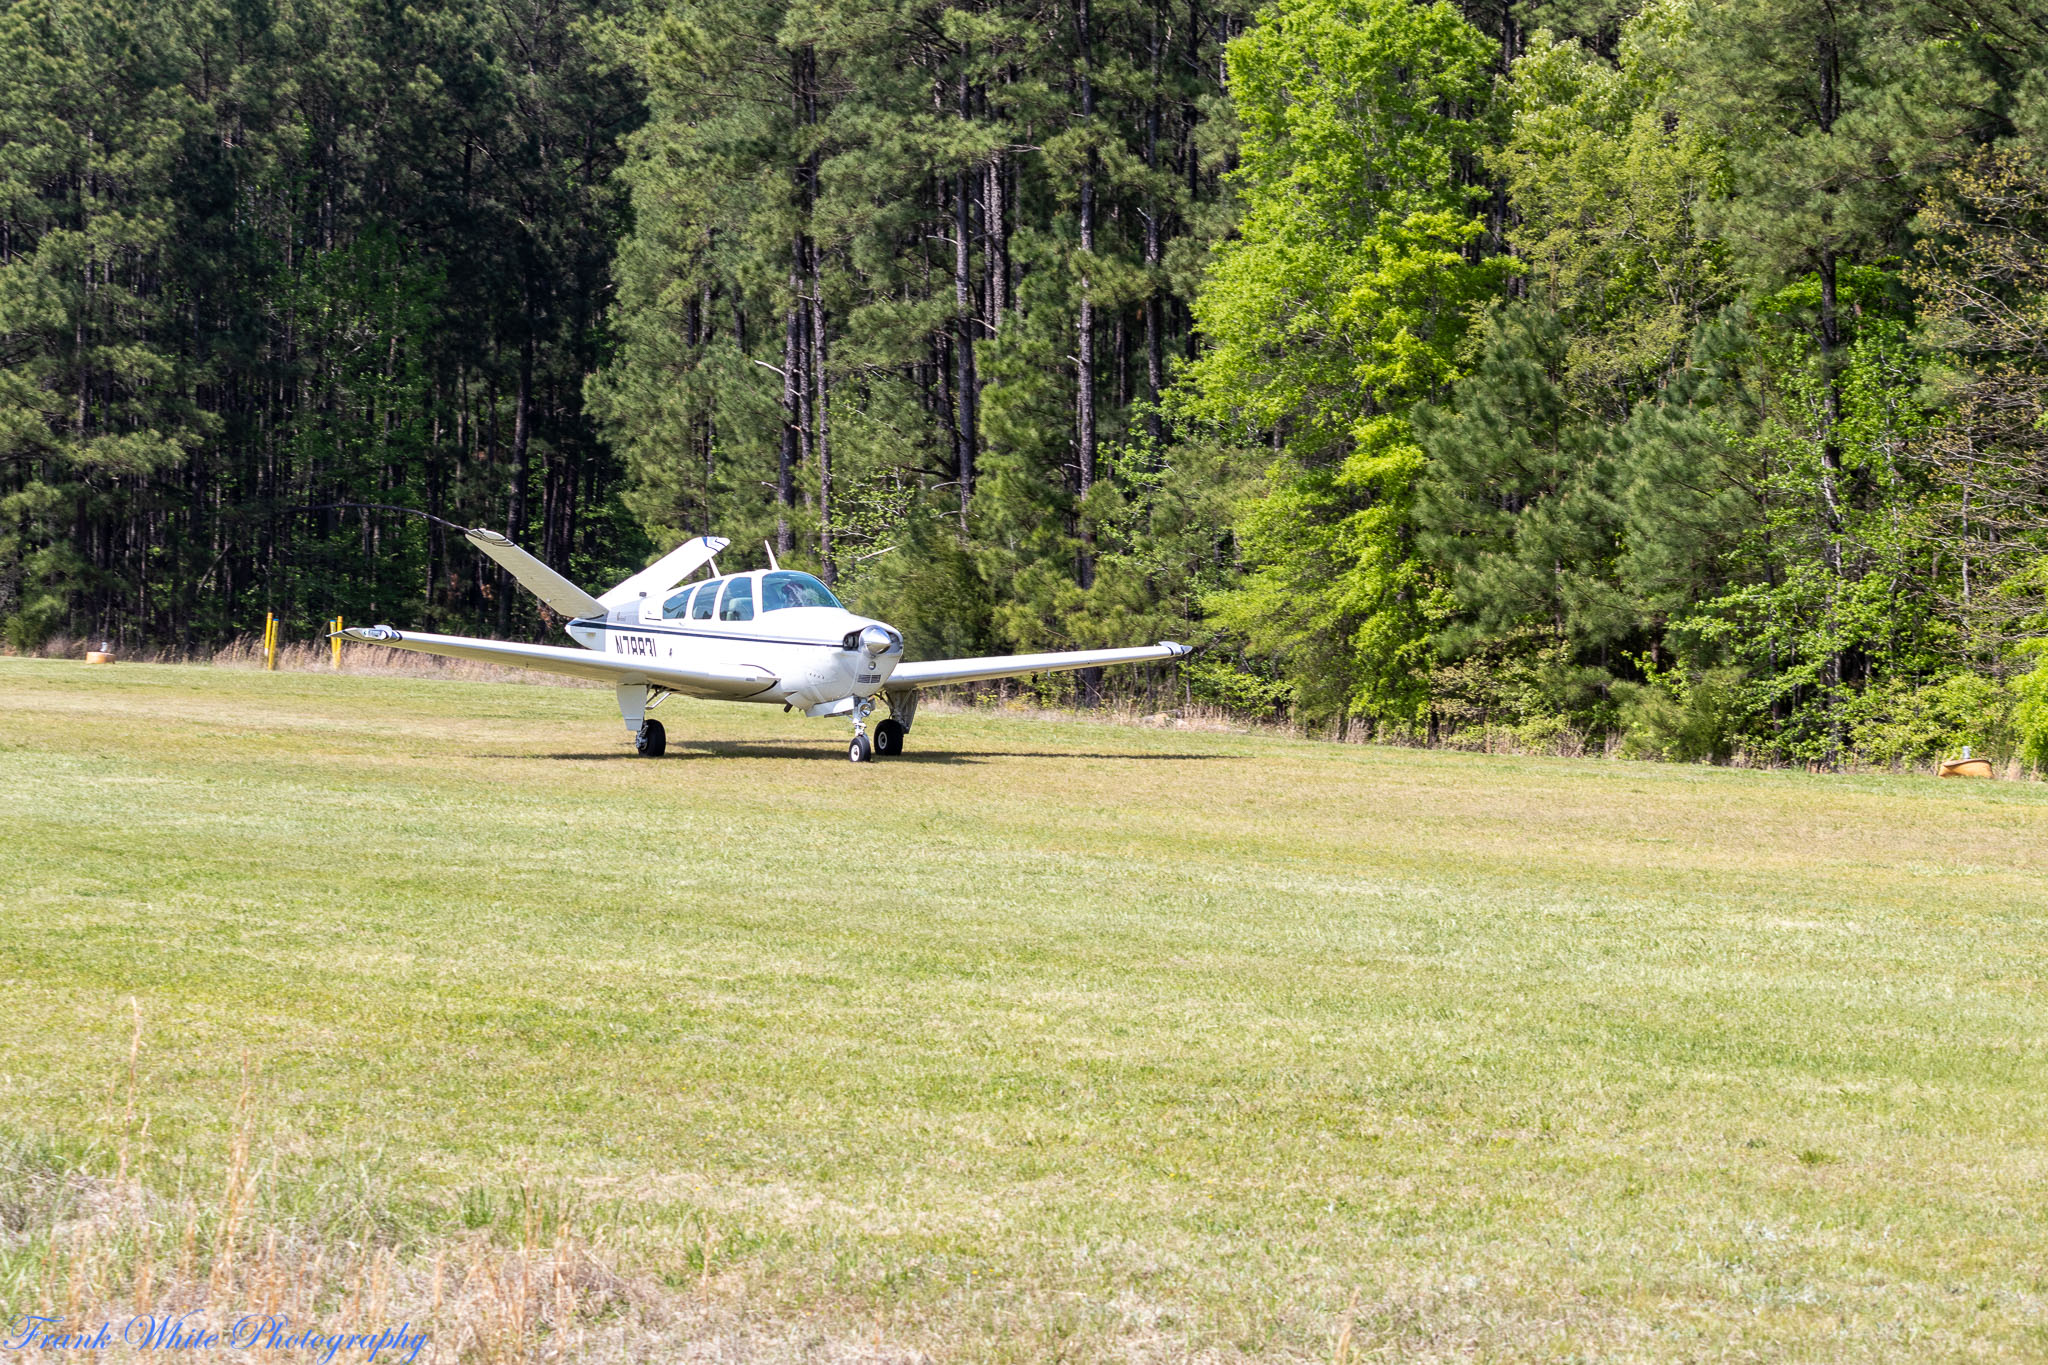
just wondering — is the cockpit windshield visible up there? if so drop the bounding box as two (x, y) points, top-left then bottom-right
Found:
(759, 571), (840, 613)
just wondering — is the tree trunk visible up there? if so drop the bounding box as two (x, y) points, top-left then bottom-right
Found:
(1816, 247), (1844, 565)
(1114, 310), (1128, 409)
(779, 276), (800, 555)
(1145, 17), (1165, 446)
(1075, 0), (1097, 590)
(949, 62), (979, 529)
(703, 413), (716, 540)
(701, 285), (715, 537)
(501, 328), (533, 635)
(1816, 245), (1846, 767)
(985, 153), (1007, 327)
(955, 165), (978, 529)
(811, 238), (834, 581)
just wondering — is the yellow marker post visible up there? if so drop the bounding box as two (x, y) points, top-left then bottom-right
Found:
(332, 616), (343, 669)
(263, 613), (277, 671)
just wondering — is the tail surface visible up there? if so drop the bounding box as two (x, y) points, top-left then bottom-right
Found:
(596, 536), (730, 611)
(464, 529), (606, 619)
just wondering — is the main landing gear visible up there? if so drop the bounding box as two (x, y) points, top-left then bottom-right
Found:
(620, 683), (670, 758)
(846, 697), (908, 762)
(635, 719), (666, 757)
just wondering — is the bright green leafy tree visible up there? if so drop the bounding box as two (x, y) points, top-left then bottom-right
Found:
(1175, 0), (1506, 726)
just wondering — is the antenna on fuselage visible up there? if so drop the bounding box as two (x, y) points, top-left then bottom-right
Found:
(764, 541), (780, 571)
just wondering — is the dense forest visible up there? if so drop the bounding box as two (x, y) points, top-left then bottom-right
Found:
(3, 0), (2045, 766)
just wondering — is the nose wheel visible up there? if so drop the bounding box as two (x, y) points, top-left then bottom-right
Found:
(845, 697), (892, 763)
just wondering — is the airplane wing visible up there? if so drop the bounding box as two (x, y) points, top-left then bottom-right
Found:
(464, 529), (607, 619)
(341, 627), (778, 699)
(888, 642), (1190, 689)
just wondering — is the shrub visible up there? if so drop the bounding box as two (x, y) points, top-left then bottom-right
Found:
(1843, 673), (2017, 768)
(1613, 667), (1746, 763)
(1184, 656), (1295, 717)
(2015, 647), (2048, 770)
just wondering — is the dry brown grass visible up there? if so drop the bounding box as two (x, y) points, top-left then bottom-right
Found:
(6, 1019), (930, 1364)
(11, 632), (594, 686)
(208, 637), (596, 686)
(19, 1170), (689, 1364)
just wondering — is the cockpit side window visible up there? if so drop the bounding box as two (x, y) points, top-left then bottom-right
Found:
(719, 575), (755, 621)
(662, 586), (694, 619)
(689, 581), (717, 620)
(760, 571), (841, 612)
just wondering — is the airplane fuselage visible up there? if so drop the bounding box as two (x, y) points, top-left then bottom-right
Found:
(566, 568), (904, 714)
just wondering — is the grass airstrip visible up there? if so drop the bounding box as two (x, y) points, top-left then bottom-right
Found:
(1, 655), (2044, 1361)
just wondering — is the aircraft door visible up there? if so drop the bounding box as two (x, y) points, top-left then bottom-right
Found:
(719, 576), (755, 621)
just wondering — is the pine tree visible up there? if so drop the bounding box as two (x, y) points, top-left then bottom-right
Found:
(1414, 304), (1632, 661)
(0, 0), (201, 649)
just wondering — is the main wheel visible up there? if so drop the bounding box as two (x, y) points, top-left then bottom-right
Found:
(848, 733), (873, 763)
(873, 718), (905, 757)
(635, 719), (667, 757)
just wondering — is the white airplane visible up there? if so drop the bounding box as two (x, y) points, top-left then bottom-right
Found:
(342, 529), (1189, 762)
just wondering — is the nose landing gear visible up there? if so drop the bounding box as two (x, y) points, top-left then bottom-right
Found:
(846, 695), (875, 762)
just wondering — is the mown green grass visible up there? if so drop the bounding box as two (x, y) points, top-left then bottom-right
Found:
(2, 656), (2045, 1360)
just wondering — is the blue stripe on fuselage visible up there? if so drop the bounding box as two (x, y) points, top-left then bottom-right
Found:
(570, 618), (860, 650)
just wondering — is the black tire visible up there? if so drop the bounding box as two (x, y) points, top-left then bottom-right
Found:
(635, 719), (666, 757)
(848, 733), (873, 763)
(873, 719), (905, 757)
